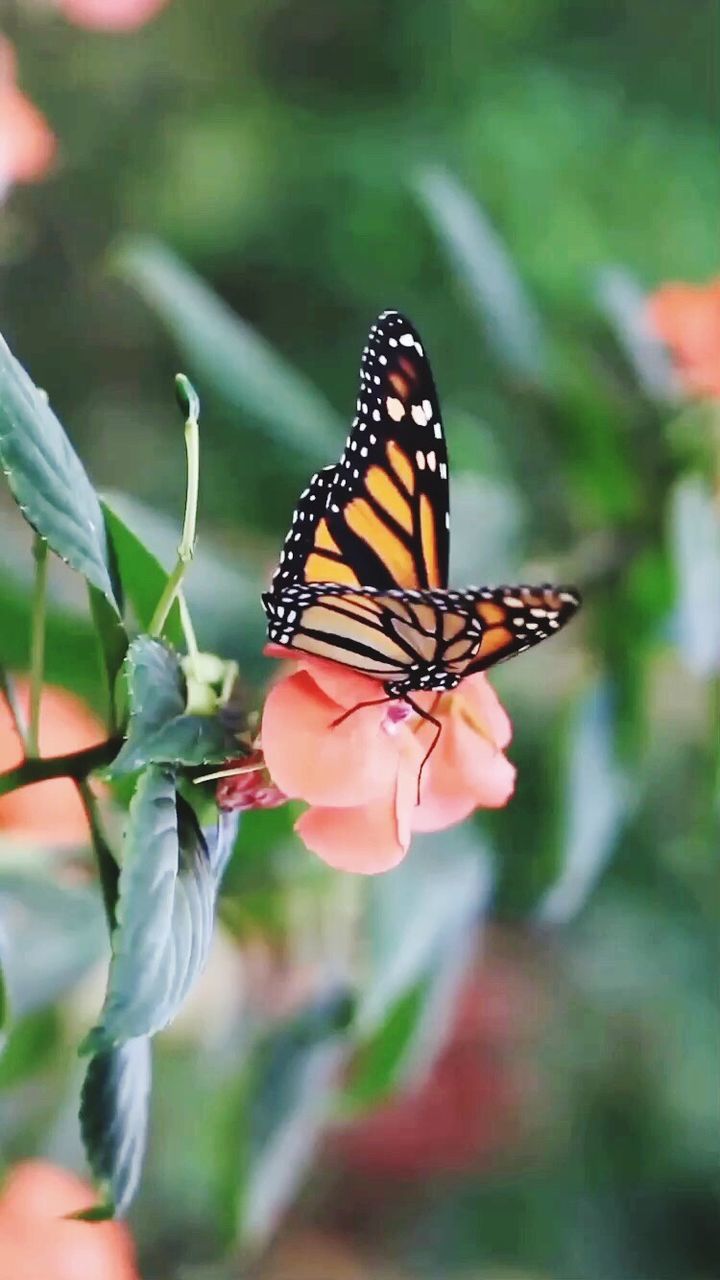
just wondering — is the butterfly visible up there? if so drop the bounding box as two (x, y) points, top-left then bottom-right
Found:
(262, 310), (580, 741)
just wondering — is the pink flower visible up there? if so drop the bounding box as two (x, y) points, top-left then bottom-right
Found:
(57, 0), (171, 30)
(647, 278), (720, 399)
(0, 679), (105, 848)
(0, 1160), (139, 1280)
(0, 39), (55, 193)
(261, 650), (515, 874)
(216, 750), (288, 813)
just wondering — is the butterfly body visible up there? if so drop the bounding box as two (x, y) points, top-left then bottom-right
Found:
(263, 310), (580, 702)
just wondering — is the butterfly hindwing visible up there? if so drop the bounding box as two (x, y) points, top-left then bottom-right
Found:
(265, 581), (581, 681)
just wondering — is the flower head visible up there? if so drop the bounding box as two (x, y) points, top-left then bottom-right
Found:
(647, 277), (720, 400)
(216, 749), (288, 813)
(0, 39), (55, 196)
(0, 679), (105, 848)
(57, 0), (172, 30)
(0, 1160), (139, 1280)
(261, 649), (515, 873)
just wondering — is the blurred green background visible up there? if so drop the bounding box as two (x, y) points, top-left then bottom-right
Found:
(0, 0), (718, 1277)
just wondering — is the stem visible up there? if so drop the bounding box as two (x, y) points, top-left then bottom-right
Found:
(0, 737), (122, 798)
(149, 376), (200, 640)
(77, 780), (119, 933)
(0, 667), (29, 752)
(27, 535), (48, 757)
(178, 591), (199, 665)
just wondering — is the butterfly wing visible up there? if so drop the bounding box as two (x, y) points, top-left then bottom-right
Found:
(267, 310), (449, 600)
(460, 585), (582, 674)
(263, 581), (580, 680)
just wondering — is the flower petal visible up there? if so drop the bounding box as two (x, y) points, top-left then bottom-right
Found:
(296, 793), (408, 874)
(459, 673), (513, 750)
(413, 689), (516, 833)
(262, 670), (399, 808)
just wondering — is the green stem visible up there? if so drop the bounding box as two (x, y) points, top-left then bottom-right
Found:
(0, 737), (122, 798)
(149, 376), (200, 640)
(0, 667), (29, 751)
(27, 535), (48, 757)
(77, 780), (119, 933)
(178, 591), (199, 665)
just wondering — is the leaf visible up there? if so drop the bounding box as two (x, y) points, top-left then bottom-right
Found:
(233, 990), (353, 1249)
(102, 501), (183, 648)
(0, 874), (107, 1017)
(82, 769), (223, 1051)
(413, 167), (548, 386)
(109, 637), (237, 776)
(115, 238), (341, 457)
(88, 585), (129, 731)
(343, 982), (426, 1111)
(78, 1037), (152, 1218)
(0, 331), (120, 609)
(0, 1007), (61, 1089)
(357, 826), (493, 1035)
(669, 475), (720, 678)
(595, 266), (678, 402)
(537, 681), (630, 925)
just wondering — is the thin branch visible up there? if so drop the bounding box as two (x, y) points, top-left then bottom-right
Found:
(0, 737), (122, 798)
(150, 375), (200, 641)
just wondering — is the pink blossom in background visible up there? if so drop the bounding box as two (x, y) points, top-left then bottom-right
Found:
(0, 38), (55, 193)
(0, 1161), (139, 1280)
(57, 0), (171, 31)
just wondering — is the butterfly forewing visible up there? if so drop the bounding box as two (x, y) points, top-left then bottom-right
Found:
(269, 310), (449, 596)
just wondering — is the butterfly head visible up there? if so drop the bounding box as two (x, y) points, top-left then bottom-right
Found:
(384, 665), (462, 699)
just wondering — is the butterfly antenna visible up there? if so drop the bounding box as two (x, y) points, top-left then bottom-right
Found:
(404, 696), (443, 805)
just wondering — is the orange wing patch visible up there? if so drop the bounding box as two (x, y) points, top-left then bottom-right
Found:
(365, 465), (413, 534)
(419, 493), (441, 588)
(315, 518), (341, 553)
(473, 625), (514, 663)
(386, 441), (415, 494)
(304, 553), (361, 586)
(345, 498), (419, 588)
(388, 372), (410, 399)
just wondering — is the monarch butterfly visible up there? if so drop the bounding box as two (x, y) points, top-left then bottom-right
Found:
(262, 310), (580, 745)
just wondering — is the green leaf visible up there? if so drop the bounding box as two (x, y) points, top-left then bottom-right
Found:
(358, 827), (493, 1035)
(670, 475), (720, 678)
(116, 238), (341, 457)
(414, 167), (548, 387)
(537, 681), (630, 925)
(109, 637), (237, 776)
(0, 874), (107, 1016)
(343, 982), (426, 1111)
(0, 331), (120, 609)
(78, 1036), (152, 1218)
(595, 266), (677, 402)
(231, 991), (353, 1249)
(0, 1007), (61, 1089)
(88, 585), (129, 731)
(102, 501), (183, 648)
(82, 769), (222, 1051)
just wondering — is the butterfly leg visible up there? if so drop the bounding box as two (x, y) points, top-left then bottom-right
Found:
(404, 695), (443, 805)
(329, 696), (393, 730)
